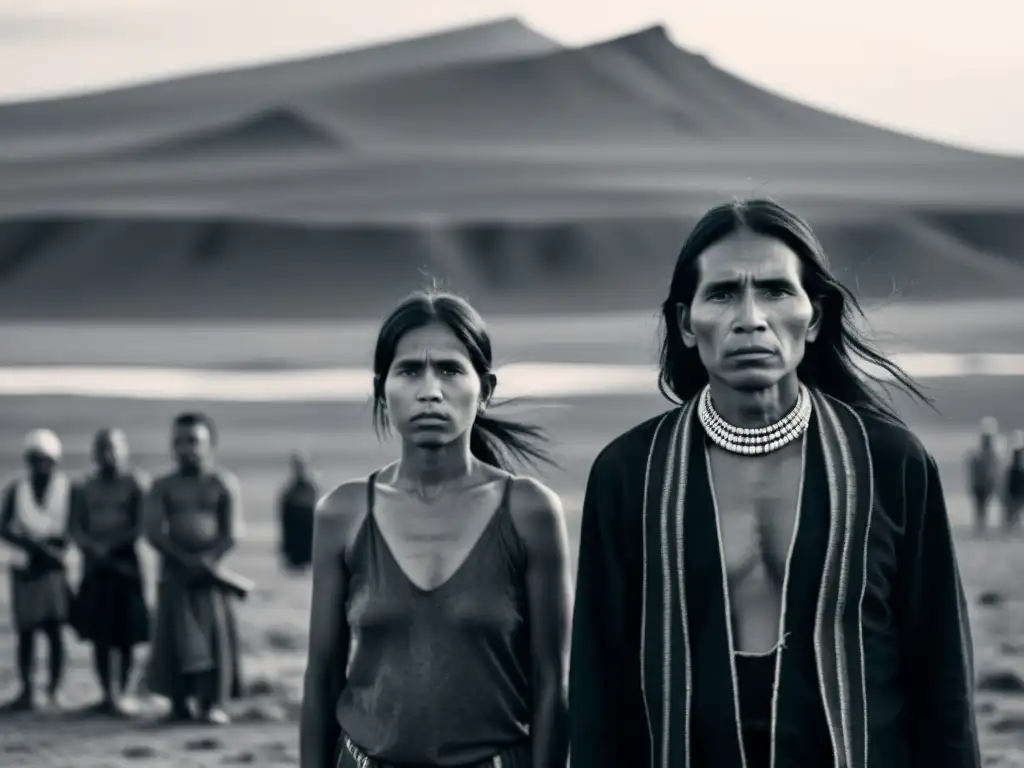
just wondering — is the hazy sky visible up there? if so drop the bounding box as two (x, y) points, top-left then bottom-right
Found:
(1, 0), (1020, 153)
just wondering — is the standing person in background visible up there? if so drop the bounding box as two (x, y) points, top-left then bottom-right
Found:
(301, 289), (572, 768)
(967, 416), (1003, 534)
(144, 412), (245, 725)
(0, 429), (73, 712)
(1003, 429), (1024, 532)
(278, 451), (318, 573)
(69, 428), (151, 715)
(570, 199), (979, 768)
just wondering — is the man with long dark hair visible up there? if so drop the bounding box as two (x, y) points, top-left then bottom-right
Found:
(569, 199), (980, 767)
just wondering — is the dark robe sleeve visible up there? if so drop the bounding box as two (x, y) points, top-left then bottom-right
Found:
(900, 451), (981, 766)
(569, 441), (649, 768)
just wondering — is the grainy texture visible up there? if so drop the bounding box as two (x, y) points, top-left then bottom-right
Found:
(0, 317), (1023, 765)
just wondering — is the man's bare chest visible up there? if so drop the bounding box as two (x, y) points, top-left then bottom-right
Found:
(707, 442), (805, 582)
(83, 480), (135, 535)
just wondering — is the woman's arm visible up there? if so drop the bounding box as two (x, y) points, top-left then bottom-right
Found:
(300, 481), (361, 768)
(511, 477), (572, 768)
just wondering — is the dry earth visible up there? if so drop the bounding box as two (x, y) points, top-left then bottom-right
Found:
(1, 310), (1023, 766)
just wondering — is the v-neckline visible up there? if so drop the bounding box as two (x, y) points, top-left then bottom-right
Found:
(369, 479), (508, 597)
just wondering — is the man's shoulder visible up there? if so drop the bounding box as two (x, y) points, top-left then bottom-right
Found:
(591, 407), (683, 474)
(150, 470), (177, 490)
(211, 467), (242, 494)
(127, 468), (152, 491)
(847, 404), (932, 469)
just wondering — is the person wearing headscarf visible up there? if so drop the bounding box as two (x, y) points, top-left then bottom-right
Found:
(0, 429), (74, 711)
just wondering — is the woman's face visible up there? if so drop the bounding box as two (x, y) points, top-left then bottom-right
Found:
(382, 322), (490, 449)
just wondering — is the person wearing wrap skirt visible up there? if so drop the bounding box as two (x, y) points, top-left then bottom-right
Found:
(68, 433), (153, 713)
(144, 412), (245, 726)
(0, 429), (73, 711)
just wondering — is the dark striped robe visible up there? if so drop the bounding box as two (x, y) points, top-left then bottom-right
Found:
(569, 389), (980, 768)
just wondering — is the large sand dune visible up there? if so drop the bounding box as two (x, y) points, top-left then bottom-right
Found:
(0, 20), (1022, 318)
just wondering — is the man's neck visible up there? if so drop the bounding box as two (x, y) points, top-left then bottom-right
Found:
(708, 375), (801, 429)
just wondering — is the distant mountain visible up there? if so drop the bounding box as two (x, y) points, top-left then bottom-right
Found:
(127, 106), (344, 159)
(0, 17), (560, 160)
(0, 19), (1021, 317)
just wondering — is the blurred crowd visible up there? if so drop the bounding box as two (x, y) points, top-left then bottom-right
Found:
(0, 417), (318, 722)
(967, 416), (1024, 533)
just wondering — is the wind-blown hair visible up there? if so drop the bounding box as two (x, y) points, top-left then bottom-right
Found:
(372, 289), (552, 471)
(657, 198), (933, 420)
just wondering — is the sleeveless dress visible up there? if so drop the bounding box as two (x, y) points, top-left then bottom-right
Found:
(336, 473), (532, 768)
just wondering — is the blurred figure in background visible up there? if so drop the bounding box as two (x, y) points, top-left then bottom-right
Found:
(69, 428), (151, 715)
(144, 412), (245, 725)
(0, 429), (73, 712)
(1003, 429), (1024, 532)
(967, 416), (1003, 534)
(278, 451), (318, 573)
(301, 290), (571, 768)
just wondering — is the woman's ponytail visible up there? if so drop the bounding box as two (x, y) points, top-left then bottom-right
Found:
(469, 407), (554, 472)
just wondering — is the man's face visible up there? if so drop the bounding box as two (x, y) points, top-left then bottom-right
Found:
(25, 451), (56, 479)
(94, 431), (128, 472)
(173, 422), (213, 469)
(290, 454), (309, 479)
(677, 233), (820, 392)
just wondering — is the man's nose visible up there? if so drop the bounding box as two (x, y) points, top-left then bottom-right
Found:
(732, 292), (768, 333)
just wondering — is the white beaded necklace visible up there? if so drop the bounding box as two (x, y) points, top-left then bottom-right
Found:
(698, 383), (812, 455)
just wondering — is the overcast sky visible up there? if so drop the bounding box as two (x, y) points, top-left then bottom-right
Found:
(1, 0), (1020, 154)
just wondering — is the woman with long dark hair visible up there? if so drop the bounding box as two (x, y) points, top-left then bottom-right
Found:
(301, 289), (571, 768)
(570, 198), (979, 768)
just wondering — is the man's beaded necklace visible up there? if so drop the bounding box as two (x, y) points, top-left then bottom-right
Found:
(697, 383), (812, 455)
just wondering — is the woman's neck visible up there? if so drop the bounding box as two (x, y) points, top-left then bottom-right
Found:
(396, 439), (474, 492)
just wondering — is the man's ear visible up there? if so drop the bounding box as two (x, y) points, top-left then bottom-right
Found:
(676, 302), (697, 348)
(806, 299), (823, 343)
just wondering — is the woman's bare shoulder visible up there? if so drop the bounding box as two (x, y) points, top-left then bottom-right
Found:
(314, 474), (375, 554)
(505, 475), (567, 553)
